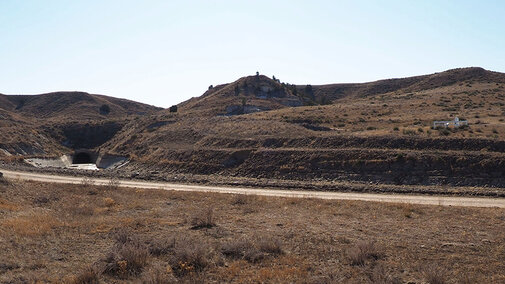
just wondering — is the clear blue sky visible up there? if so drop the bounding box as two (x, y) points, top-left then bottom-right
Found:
(1, 0), (504, 108)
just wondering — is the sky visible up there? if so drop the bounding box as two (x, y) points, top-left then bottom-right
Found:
(1, 0), (504, 108)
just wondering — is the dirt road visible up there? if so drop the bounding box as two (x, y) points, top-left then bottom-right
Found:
(2, 169), (505, 208)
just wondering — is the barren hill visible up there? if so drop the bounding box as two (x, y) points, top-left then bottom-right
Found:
(179, 75), (304, 116)
(0, 91), (162, 120)
(179, 67), (505, 116)
(3, 67), (505, 192)
(307, 67), (505, 102)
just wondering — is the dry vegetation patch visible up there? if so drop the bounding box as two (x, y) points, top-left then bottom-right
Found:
(2, 210), (62, 237)
(0, 180), (504, 283)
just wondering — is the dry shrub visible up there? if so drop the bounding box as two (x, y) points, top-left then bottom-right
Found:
(423, 265), (448, 284)
(148, 237), (176, 256)
(368, 264), (401, 284)
(221, 236), (282, 263)
(140, 263), (176, 284)
(221, 239), (254, 260)
(257, 236), (283, 255)
(190, 207), (215, 229)
(72, 266), (101, 284)
(71, 204), (95, 216)
(347, 241), (382, 266)
(103, 197), (116, 207)
(169, 237), (211, 277)
(231, 194), (253, 205)
(81, 176), (95, 187)
(3, 212), (62, 236)
(107, 177), (120, 190)
(101, 230), (150, 279)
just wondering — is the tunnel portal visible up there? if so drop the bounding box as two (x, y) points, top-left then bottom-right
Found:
(72, 152), (93, 164)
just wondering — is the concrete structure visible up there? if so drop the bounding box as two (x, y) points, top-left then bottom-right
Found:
(25, 151), (128, 171)
(433, 117), (468, 128)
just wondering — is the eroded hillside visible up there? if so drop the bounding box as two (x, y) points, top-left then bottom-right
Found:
(2, 68), (505, 192)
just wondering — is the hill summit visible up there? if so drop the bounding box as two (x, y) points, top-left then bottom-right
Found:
(179, 74), (304, 115)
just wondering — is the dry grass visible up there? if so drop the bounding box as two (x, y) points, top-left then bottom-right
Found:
(0, 197), (19, 211)
(423, 264), (448, 284)
(2, 211), (62, 236)
(71, 266), (100, 284)
(0, 180), (504, 283)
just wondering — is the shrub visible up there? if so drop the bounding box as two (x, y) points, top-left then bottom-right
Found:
(417, 127), (424, 132)
(107, 177), (120, 190)
(169, 238), (210, 277)
(492, 128), (498, 134)
(140, 263), (176, 284)
(190, 207), (215, 229)
(72, 266), (101, 284)
(438, 128), (451, 136)
(169, 105), (178, 113)
(102, 231), (150, 278)
(221, 239), (254, 260)
(99, 104), (110, 115)
(369, 264), (401, 284)
(148, 237), (176, 256)
(402, 129), (417, 135)
(257, 236), (283, 255)
(347, 241), (382, 266)
(103, 197), (116, 207)
(366, 126), (377, 131)
(393, 127), (399, 131)
(81, 176), (95, 187)
(423, 265), (447, 284)
(231, 194), (251, 205)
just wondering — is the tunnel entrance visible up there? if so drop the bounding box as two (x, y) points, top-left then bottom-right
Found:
(73, 152), (93, 164)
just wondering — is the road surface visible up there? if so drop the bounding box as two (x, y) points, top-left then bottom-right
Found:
(2, 169), (505, 208)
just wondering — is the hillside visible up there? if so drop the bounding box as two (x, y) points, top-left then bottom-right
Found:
(179, 67), (505, 116)
(0, 92), (162, 157)
(0, 91), (162, 120)
(96, 67), (505, 190)
(3, 67), (505, 192)
(308, 67), (505, 102)
(179, 75), (304, 116)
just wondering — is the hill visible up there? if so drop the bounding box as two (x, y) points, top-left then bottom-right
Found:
(179, 75), (303, 116)
(179, 67), (505, 116)
(3, 67), (505, 192)
(97, 67), (505, 190)
(0, 91), (162, 120)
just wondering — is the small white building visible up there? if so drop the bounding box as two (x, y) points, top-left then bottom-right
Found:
(433, 117), (468, 128)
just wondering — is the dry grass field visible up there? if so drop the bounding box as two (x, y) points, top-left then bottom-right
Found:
(1, 179), (504, 283)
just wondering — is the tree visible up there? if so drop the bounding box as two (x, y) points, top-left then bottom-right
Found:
(209, 85), (213, 90)
(169, 105), (178, 113)
(99, 104), (111, 115)
(256, 71), (259, 76)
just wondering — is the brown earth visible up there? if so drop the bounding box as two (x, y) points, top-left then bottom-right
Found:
(1, 180), (504, 283)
